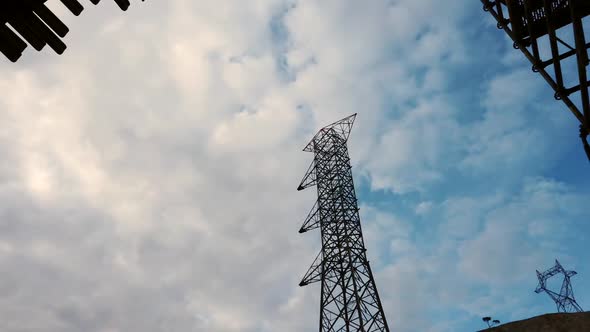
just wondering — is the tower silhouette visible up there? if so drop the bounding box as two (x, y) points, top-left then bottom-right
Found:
(535, 259), (583, 313)
(297, 114), (390, 332)
(481, 0), (590, 161)
(1, 0), (146, 62)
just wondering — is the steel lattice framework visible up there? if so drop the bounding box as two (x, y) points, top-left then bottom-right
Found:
(481, 0), (590, 160)
(535, 259), (583, 313)
(297, 114), (390, 332)
(0, 0), (146, 62)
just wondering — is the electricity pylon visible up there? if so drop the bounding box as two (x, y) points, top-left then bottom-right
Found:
(0, 0), (146, 62)
(535, 259), (583, 313)
(297, 114), (390, 332)
(481, 0), (590, 161)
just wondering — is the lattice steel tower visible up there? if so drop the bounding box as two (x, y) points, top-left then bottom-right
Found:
(481, 0), (590, 161)
(297, 114), (390, 332)
(535, 259), (583, 313)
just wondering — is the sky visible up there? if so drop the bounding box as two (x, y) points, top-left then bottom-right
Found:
(0, 0), (589, 331)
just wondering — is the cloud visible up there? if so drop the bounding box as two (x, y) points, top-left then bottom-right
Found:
(1, 2), (315, 331)
(364, 96), (463, 192)
(454, 177), (586, 284)
(415, 201), (433, 216)
(363, 176), (589, 330)
(0, 1), (587, 332)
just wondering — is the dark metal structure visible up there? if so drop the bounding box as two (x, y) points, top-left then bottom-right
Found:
(481, 0), (590, 161)
(297, 114), (390, 332)
(0, 0), (145, 62)
(535, 259), (583, 313)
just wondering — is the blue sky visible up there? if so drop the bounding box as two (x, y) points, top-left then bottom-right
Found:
(0, 1), (588, 331)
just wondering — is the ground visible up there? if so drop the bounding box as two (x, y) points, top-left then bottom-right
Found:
(479, 312), (590, 332)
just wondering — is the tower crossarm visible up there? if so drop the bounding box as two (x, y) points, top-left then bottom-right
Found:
(302, 114), (357, 153)
(300, 250), (324, 286)
(538, 266), (563, 280)
(298, 160), (317, 191)
(299, 201), (321, 233)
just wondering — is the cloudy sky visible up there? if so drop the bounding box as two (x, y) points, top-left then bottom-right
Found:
(1, 0), (589, 331)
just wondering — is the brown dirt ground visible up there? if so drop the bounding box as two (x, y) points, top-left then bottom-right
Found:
(478, 312), (590, 332)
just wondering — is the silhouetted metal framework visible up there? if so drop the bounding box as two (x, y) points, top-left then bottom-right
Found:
(297, 114), (390, 332)
(535, 259), (583, 313)
(0, 0), (145, 62)
(481, 0), (590, 161)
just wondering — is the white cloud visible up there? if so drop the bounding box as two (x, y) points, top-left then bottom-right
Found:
(0, 1), (587, 332)
(460, 69), (571, 175)
(415, 201), (433, 216)
(363, 177), (589, 330)
(440, 194), (504, 239)
(457, 178), (586, 286)
(364, 96), (462, 192)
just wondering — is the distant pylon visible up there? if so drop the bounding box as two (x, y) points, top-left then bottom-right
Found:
(297, 114), (391, 332)
(535, 259), (583, 313)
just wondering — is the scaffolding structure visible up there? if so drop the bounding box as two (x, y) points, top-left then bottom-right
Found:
(482, 0), (590, 160)
(297, 114), (390, 332)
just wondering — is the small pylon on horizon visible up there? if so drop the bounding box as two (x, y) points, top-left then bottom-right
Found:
(535, 259), (583, 313)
